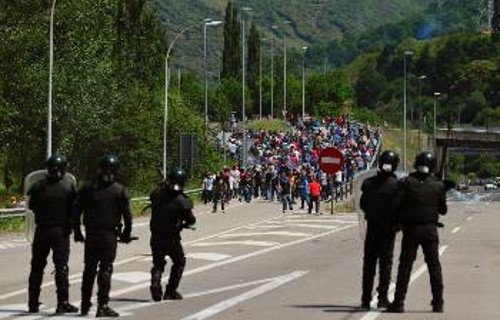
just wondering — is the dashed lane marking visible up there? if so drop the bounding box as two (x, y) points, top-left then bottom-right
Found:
(181, 271), (309, 320)
(282, 219), (358, 224)
(451, 227), (461, 234)
(285, 224), (342, 230)
(112, 272), (151, 284)
(218, 231), (312, 238)
(186, 252), (232, 261)
(190, 240), (280, 247)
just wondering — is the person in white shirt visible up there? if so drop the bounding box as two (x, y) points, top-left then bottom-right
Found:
(202, 172), (215, 204)
(229, 166), (241, 200)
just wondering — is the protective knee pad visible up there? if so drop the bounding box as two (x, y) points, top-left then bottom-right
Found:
(98, 264), (113, 279)
(55, 264), (69, 276)
(150, 268), (163, 302)
(150, 267), (162, 286)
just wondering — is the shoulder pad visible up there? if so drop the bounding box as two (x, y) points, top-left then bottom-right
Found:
(28, 180), (45, 195)
(178, 194), (193, 211)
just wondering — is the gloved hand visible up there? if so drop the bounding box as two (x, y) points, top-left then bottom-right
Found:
(74, 229), (85, 242)
(183, 223), (197, 230)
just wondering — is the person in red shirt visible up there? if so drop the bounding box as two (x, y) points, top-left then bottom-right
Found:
(308, 176), (321, 214)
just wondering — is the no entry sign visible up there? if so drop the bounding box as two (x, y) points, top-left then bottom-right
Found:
(319, 147), (344, 174)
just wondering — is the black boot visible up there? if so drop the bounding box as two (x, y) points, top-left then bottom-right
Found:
(377, 297), (390, 308)
(150, 268), (163, 302)
(96, 304), (119, 317)
(386, 302), (404, 313)
(28, 302), (41, 313)
(432, 300), (444, 313)
(55, 302), (78, 314)
(80, 302), (92, 316)
(163, 290), (183, 300)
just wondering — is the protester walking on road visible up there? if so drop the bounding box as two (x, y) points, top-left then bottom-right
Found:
(279, 171), (293, 213)
(212, 172), (226, 213)
(308, 176), (321, 214)
(149, 167), (196, 302)
(73, 155), (133, 317)
(360, 150), (402, 309)
(27, 155), (79, 314)
(387, 152), (447, 313)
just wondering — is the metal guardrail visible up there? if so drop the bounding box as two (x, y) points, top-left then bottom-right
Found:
(0, 188), (204, 219)
(0, 207), (25, 218)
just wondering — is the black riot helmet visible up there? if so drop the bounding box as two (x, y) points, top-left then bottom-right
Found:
(378, 150), (399, 173)
(414, 151), (436, 174)
(46, 154), (67, 181)
(168, 167), (187, 191)
(98, 154), (120, 183)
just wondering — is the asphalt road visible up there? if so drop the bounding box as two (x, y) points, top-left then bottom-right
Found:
(0, 190), (498, 319)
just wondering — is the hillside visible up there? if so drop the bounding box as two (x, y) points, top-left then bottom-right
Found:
(156, 0), (434, 72)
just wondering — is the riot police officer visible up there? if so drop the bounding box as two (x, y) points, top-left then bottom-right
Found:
(73, 155), (133, 317)
(27, 155), (79, 314)
(149, 167), (196, 302)
(360, 150), (401, 309)
(387, 152), (447, 313)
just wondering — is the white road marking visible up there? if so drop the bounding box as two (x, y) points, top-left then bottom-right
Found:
(0, 241), (29, 250)
(287, 223), (341, 230)
(103, 271), (308, 317)
(243, 225), (285, 229)
(218, 231), (312, 238)
(191, 240), (280, 247)
(186, 252), (232, 261)
(451, 227), (461, 234)
(113, 272), (151, 284)
(0, 216), (281, 301)
(102, 225), (354, 301)
(181, 271), (309, 320)
(283, 219), (358, 224)
(467, 216), (473, 222)
(360, 245), (449, 320)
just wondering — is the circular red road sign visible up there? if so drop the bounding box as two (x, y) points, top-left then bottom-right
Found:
(319, 147), (344, 174)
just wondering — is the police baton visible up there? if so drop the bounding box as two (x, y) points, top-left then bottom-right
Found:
(118, 235), (139, 243)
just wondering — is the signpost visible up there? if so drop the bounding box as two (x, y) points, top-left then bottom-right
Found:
(319, 147), (344, 214)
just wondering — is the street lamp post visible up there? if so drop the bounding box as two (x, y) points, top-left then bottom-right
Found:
(47, 0), (56, 158)
(204, 20), (222, 125)
(241, 7), (252, 123)
(434, 92), (441, 146)
(302, 46), (308, 119)
(259, 38), (267, 120)
(270, 26), (277, 119)
(417, 75), (427, 150)
(164, 25), (192, 179)
(282, 20), (291, 120)
(271, 37), (274, 118)
(403, 50), (414, 172)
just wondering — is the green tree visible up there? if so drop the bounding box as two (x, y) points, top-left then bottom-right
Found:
(221, 0), (241, 80)
(247, 22), (260, 115)
(492, 0), (500, 39)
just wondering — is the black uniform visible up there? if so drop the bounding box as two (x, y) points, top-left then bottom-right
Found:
(149, 184), (196, 301)
(390, 172), (447, 312)
(27, 175), (77, 312)
(360, 171), (401, 308)
(74, 179), (132, 315)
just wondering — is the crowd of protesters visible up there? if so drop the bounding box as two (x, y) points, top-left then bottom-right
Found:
(205, 114), (380, 214)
